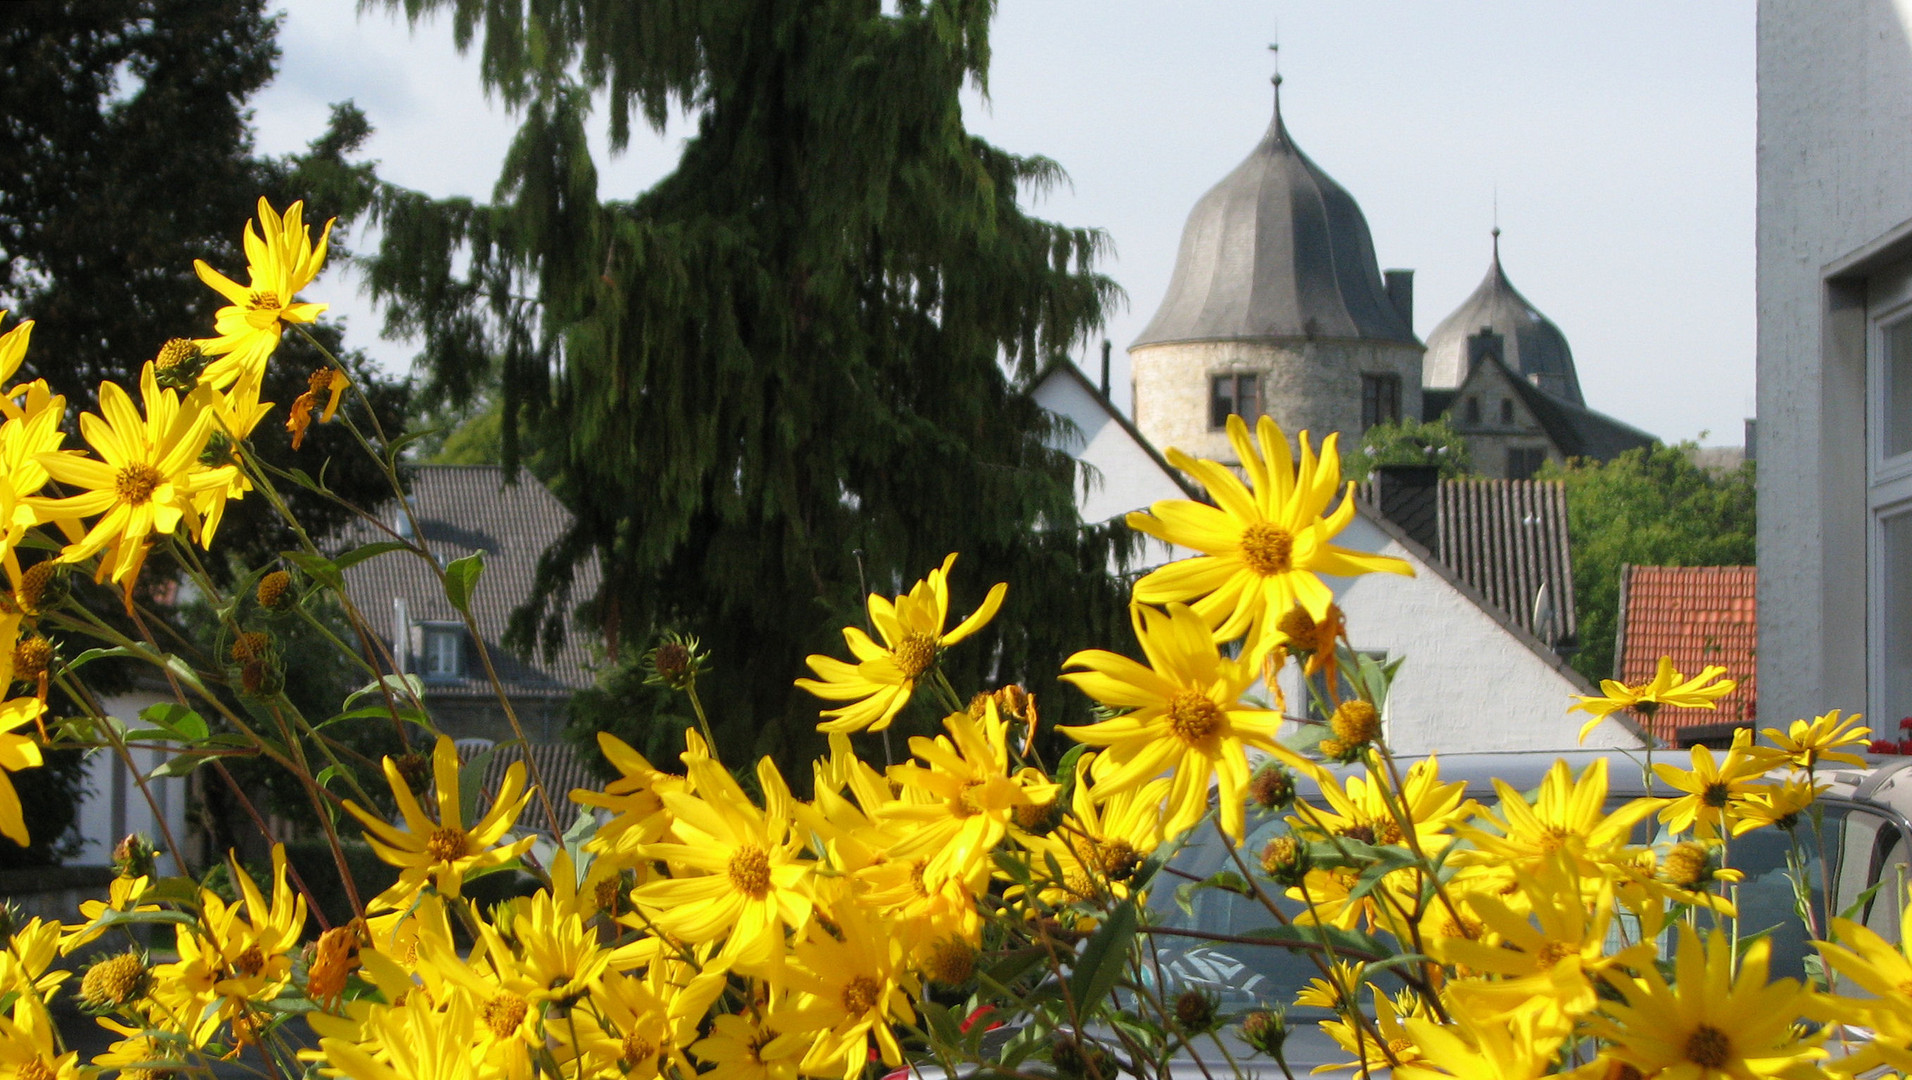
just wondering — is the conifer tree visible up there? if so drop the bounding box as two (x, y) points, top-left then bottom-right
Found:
(364, 0), (1139, 763)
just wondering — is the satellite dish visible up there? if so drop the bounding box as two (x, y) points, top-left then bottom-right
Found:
(1532, 581), (1556, 647)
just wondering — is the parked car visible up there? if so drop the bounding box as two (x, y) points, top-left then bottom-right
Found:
(1143, 748), (1912, 1074)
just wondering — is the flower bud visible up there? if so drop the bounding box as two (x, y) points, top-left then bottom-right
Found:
(1330, 700), (1380, 746)
(1240, 1009), (1288, 1056)
(1258, 834), (1311, 886)
(1249, 763), (1296, 810)
(256, 570), (293, 610)
(11, 636), (52, 684)
(112, 834), (156, 879)
(152, 338), (208, 390)
(80, 951), (150, 1010)
(1173, 988), (1219, 1034)
(15, 561), (67, 616)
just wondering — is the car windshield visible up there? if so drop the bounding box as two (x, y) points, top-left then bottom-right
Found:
(1144, 796), (1908, 1014)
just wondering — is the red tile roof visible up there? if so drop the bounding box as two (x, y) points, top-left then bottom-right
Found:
(1616, 565), (1757, 744)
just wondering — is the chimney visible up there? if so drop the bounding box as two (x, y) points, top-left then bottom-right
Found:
(1384, 269), (1414, 329)
(1370, 464), (1441, 553)
(1100, 339), (1112, 398)
(1465, 326), (1504, 378)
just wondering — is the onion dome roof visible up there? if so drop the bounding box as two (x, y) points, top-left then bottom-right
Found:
(1423, 232), (1584, 405)
(1132, 84), (1418, 349)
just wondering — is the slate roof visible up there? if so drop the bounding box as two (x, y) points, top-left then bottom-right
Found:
(1132, 85), (1417, 349)
(1366, 475), (1577, 647)
(1433, 479), (1578, 647)
(1423, 234), (1584, 404)
(1615, 565), (1758, 743)
(332, 465), (602, 700)
(1502, 369), (1657, 461)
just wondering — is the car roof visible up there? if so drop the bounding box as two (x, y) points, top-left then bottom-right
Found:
(1281, 748), (1912, 816)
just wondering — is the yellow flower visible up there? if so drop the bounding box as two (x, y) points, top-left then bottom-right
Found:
(631, 753), (815, 969)
(1653, 729), (1774, 839)
(31, 363), (232, 588)
(784, 901), (919, 1080)
(193, 198), (333, 385)
(796, 554), (1007, 733)
(1291, 756), (1469, 855)
(1453, 757), (1661, 879)
(318, 990), (484, 1080)
(60, 872), (155, 954)
(690, 997), (817, 1080)
(1572, 655), (1736, 742)
(0, 695), (44, 848)
(572, 732), (681, 862)
(557, 961), (727, 1080)
(1589, 925), (1825, 1080)
(0, 998), (80, 1080)
(1733, 776), (1822, 835)
(1124, 414), (1412, 659)
(344, 735), (535, 906)
(1397, 1008), (1563, 1080)
(286, 366), (349, 450)
(1814, 895), (1912, 1075)
(1060, 602), (1309, 841)
(1319, 987), (1430, 1074)
(152, 845), (305, 1020)
(1761, 709), (1870, 771)
(883, 700), (1056, 895)
(1017, 753), (1167, 906)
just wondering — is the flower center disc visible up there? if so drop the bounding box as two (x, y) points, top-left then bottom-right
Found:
(234, 945), (266, 978)
(115, 463), (163, 505)
(892, 632), (938, 680)
(1166, 691), (1223, 744)
(1684, 1024), (1731, 1069)
(246, 289), (283, 311)
(728, 843), (772, 899)
(1701, 782), (1732, 808)
(622, 1034), (658, 1066)
(426, 826), (469, 862)
(484, 993), (528, 1040)
(1239, 522), (1295, 576)
(840, 975), (881, 1016)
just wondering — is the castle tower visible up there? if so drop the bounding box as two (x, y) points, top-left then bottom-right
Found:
(1422, 229), (1584, 404)
(1130, 77), (1423, 464)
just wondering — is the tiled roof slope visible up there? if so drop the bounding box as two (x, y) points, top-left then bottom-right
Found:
(333, 466), (602, 698)
(1616, 565), (1757, 743)
(1360, 476), (1576, 644)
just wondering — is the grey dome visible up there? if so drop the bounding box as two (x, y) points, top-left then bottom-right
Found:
(1131, 88), (1418, 349)
(1423, 234), (1584, 405)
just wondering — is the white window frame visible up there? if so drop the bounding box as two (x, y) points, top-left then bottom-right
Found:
(1867, 266), (1912, 731)
(421, 624), (464, 680)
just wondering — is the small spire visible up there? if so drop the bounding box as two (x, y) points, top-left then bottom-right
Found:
(1491, 225), (1501, 263)
(1268, 42), (1282, 103)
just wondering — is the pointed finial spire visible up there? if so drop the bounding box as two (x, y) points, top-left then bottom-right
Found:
(1491, 187), (1501, 263)
(1492, 225), (1501, 262)
(1269, 41), (1282, 99)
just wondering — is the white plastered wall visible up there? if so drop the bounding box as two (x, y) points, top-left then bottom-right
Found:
(1756, 0), (1912, 724)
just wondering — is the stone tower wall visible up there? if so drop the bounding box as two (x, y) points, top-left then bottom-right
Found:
(1131, 338), (1425, 464)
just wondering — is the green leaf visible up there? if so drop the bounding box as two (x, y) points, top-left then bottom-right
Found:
(283, 550), (343, 591)
(161, 655), (212, 699)
(149, 753), (213, 779)
(344, 673), (427, 711)
(139, 703), (208, 742)
(65, 645), (138, 672)
(459, 742), (501, 825)
(384, 426), (443, 465)
(921, 1000), (965, 1050)
(1067, 901), (1136, 1016)
(335, 540), (415, 571)
(442, 551), (485, 613)
(1053, 742), (1090, 806)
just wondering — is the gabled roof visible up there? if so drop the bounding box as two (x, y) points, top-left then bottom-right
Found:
(1032, 358), (1201, 502)
(1615, 565), (1758, 743)
(1132, 85), (1417, 349)
(333, 465), (602, 699)
(1441, 352), (1656, 462)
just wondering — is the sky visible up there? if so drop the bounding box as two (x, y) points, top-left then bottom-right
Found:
(253, 1), (1755, 446)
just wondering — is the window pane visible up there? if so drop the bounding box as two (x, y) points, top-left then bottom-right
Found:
(1209, 376), (1234, 429)
(1235, 374), (1260, 420)
(1882, 510), (1912, 730)
(1888, 318), (1912, 458)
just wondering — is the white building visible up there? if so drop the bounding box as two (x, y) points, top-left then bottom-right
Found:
(1755, 1), (1912, 726)
(1034, 358), (1643, 753)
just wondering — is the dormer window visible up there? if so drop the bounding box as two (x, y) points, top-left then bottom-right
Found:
(1210, 373), (1261, 429)
(421, 624), (464, 679)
